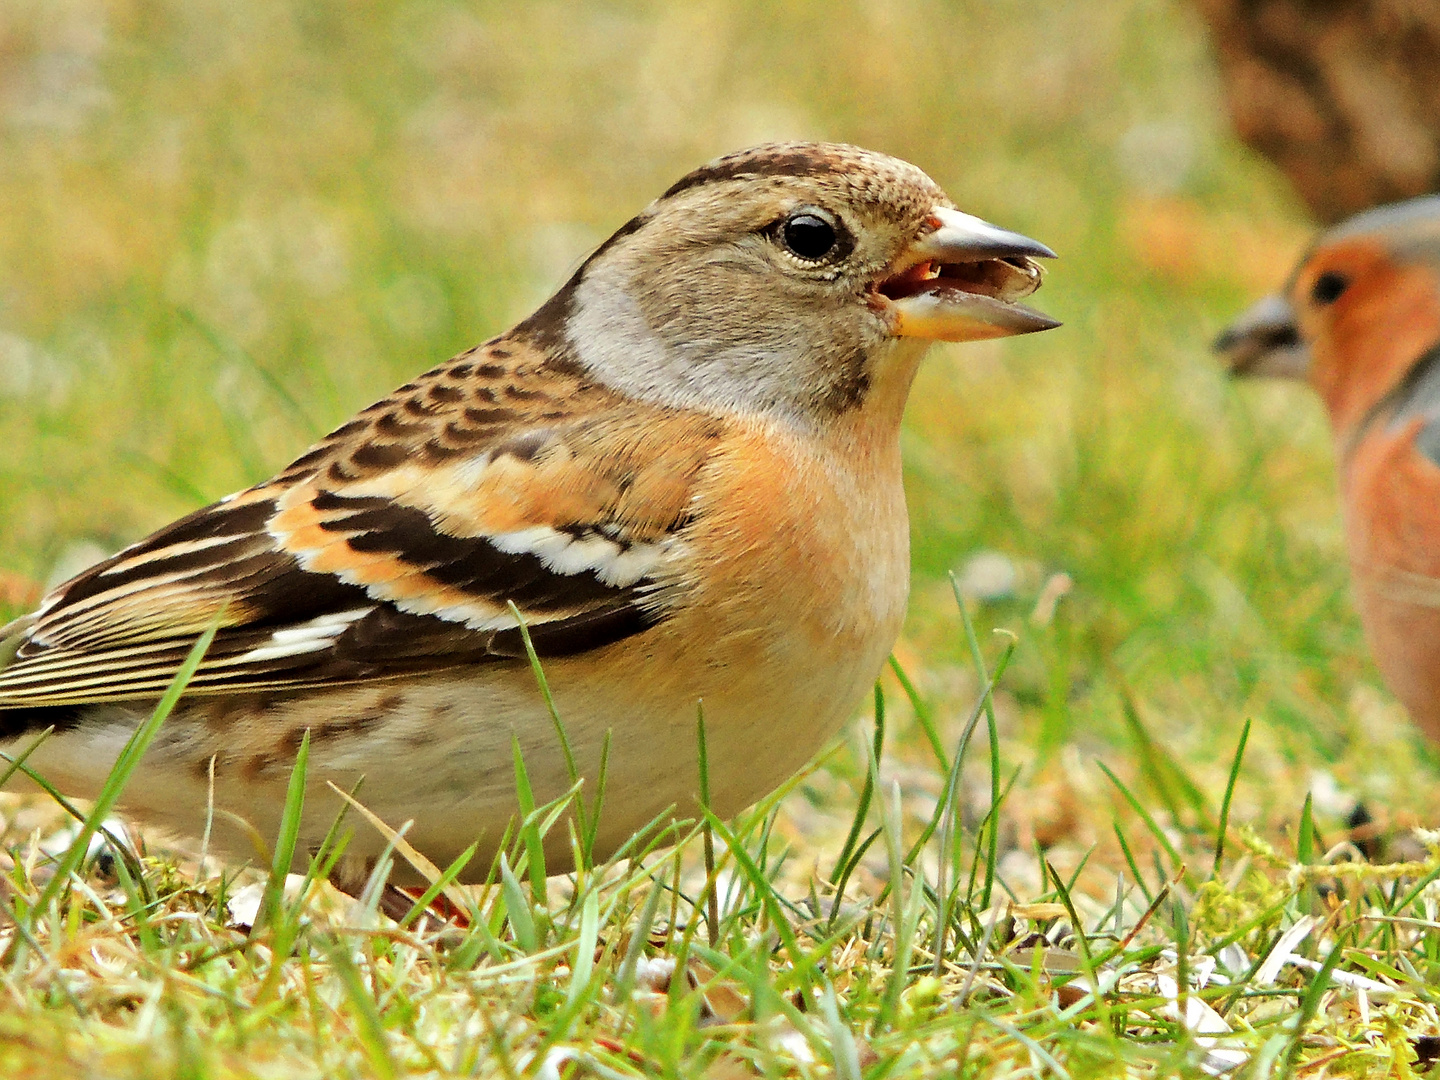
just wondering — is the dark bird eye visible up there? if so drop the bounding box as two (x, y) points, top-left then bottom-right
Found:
(1311, 270), (1350, 305)
(781, 213), (838, 260)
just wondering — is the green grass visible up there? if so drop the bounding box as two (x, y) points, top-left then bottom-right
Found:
(4, 0), (1440, 1075)
(6, 628), (1440, 1077)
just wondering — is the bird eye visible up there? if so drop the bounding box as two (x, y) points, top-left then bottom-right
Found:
(1311, 271), (1350, 305)
(780, 213), (838, 261)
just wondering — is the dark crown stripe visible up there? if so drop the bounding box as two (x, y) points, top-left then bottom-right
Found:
(661, 145), (849, 200)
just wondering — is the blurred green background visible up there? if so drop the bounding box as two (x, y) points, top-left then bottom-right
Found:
(0, 0), (1428, 848)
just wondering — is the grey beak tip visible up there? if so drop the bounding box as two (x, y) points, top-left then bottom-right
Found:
(1213, 324), (1258, 377)
(998, 234), (1056, 261)
(1017, 312), (1063, 334)
(1212, 326), (1240, 355)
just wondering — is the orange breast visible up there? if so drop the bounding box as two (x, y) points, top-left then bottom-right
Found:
(1341, 419), (1440, 740)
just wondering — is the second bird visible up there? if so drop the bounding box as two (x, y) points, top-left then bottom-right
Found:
(1219, 197), (1440, 743)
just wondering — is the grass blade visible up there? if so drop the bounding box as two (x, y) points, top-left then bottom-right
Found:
(950, 580), (1010, 908)
(29, 619), (220, 928)
(582, 729), (611, 868)
(1097, 760), (1189, 887)
(1296, 792), (1316, 865)
(705, 811), (812, 992)
(878, 780), (910, 1028)
(565, 888), (601, 1009)
(1279, 929), (1351, 1078)
(829, 682), (885, 889)
(1, 758), (150, 901)
(1116, 677), (1212, 829)
(821, 981), (862, 1080)
(511, 736), (546, 907)
(398, 842), (478, 931)
(1211, 718), (1250, 879)
(616, 876), (665, 997)
(498, 853), (538, 952)
(254, 729), (310, 936)
(697, 701), (720, 948)
(507, 600), (586, 848)
(888, 655), (947, 769)
(1112, 821), (1154, 905)
(325, 782), (476, 919)
(321, 938), (398, 1080)
(0, 726), (53, 789)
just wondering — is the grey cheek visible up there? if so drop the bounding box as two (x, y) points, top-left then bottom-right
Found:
(566, 265), (785, 414)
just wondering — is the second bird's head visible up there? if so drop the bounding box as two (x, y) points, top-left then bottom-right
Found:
(1217, 197), (1440, 438)
(514, 142), (1059, 426)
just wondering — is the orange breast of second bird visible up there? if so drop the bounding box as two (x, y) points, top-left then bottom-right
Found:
(1341, 419), (1440, 738)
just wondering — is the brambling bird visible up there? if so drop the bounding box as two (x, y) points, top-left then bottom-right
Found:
(1218, 196), (1440, 743)
(0, 143), (1058, 887)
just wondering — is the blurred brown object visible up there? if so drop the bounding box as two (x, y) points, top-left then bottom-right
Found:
(1194, 0), (1440, 222)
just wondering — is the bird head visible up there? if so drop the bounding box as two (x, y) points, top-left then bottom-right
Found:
(1216, 197), (1440, 437)
(517, 142), (1058, 427)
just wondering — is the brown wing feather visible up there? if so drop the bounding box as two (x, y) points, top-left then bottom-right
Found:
(0, 335), (722, 708)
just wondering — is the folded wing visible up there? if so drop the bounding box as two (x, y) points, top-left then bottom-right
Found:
(0, 339), (721, 707)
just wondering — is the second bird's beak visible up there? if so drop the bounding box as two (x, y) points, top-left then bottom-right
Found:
(880, 207), (1060, 342)
(1214, 293), (1310, 379)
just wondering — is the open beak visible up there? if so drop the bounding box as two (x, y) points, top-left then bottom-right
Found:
(1214, 293), (1310, 379)
(879, 207), (1060, 341)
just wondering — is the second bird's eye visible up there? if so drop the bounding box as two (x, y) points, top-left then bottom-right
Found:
(1311, 270), (1350, 305)
(781, 213), (838, 260)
